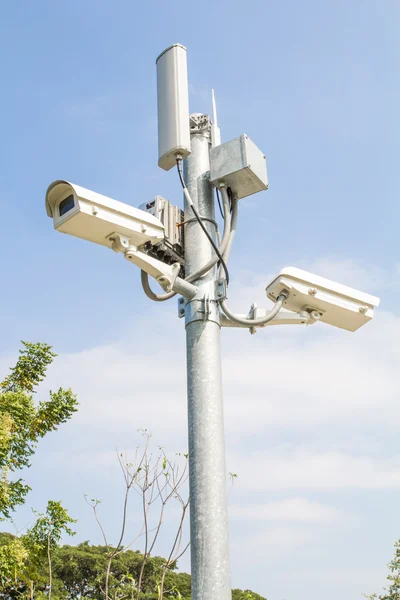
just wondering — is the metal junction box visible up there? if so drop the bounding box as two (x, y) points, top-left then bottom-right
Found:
(209, 134), (268, 199)
(138, 196), (185, 267)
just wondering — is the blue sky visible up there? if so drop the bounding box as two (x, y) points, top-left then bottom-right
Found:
(0, 1), (399, 599)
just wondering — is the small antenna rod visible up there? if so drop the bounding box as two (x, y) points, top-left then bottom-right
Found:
(211, 89), (221, 147)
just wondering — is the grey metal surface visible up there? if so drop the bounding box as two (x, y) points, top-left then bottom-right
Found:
(138, 196), (185, 266)
(209, 134), (268, 199)
(185, 294), (221, 327)
(183, 116), (231, 599)
(220, 308), (313, 328)
(219, 292), (287, 328)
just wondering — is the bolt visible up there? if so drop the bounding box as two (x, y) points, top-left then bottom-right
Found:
(308, 287), (317, 296)
(310, 310), (321, 320)
(359, 306), (368, 314)
(179, 298), (185, 304)
(179, 309), (185, 315)
(217, 291), (223, 297)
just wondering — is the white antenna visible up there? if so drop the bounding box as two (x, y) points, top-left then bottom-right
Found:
(156, 44), (191, 171)
(211, 89), (221, 147)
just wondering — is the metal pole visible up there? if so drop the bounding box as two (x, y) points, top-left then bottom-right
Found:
(183, 114), (231, 599)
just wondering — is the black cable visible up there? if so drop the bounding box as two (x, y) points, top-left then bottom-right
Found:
(177, 159), (230, 285)
(216, 188), (224, 220)
(227, 187), (233, 213)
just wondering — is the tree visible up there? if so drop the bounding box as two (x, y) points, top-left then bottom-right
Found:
(0, 532), (28, 592)
(24, 501), (76, 600)
(366, 540), (400, 600)
(0, 538), (267, 600)
(0, 346), (267, 599)
(85, 434), (190, 600)
(0, 341), (78, 519)
(232, 590), (267, 600)
(0, 341), (78, 598)
(0, 502), (76, 600)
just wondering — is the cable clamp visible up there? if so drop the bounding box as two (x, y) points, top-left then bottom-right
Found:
(198, 293), (211, 321)
(178, 216), (218, 230)
(247, 303), (258, 335)
(215, 279), (227, 301)
(178, 281), (222, 327)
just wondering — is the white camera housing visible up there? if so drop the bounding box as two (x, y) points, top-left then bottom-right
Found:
(265, 267), (380, 332)
(45, 181), (165, 249)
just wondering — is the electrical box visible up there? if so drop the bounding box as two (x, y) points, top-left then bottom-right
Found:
(138, 196), (185, 267)
(156, 44), (191, 171)
(209, 134), (268, 199)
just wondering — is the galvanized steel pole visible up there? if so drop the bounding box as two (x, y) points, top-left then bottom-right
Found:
(183, 114), (231, 599)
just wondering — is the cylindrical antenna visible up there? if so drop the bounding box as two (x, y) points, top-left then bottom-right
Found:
(156, 44), (191, 171)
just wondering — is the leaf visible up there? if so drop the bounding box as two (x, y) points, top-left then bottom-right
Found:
(0, 342), (78, 519)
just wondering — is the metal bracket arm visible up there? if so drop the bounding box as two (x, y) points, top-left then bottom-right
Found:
(109, 233), (197, 300)
(125, 247), (198, 299)
(177, 280), (225, 327)
(220, 308), (320, 329)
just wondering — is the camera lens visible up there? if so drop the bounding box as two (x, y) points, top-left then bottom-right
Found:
(59, 195), (75, 216)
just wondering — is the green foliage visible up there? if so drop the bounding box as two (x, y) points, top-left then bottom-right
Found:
(0, 531), (45, 598)
(0, 534), (28, 587)
(26, 500), (77, 552)
(366, 540), (400, 600)
(44, 543), (173, 599)
(0, 342), (78, 519)
(232, 590), (266, 600)
(0, 502), (75, 599)
(162, 571), (191, 598)
(0, 538), (266, 600)
(1, 342), (56, 394)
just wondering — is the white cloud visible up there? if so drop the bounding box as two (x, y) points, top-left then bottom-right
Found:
(232, 524), (314, 563)
(223, 312), (400, 432)
(34, 307), (400, 442)
(230, 498), (339, 522)
(226, 255), (399, 311)
(1, 258), (398, 600)
(297, 565), (386, 586)
(6, 258), (393, 480)
(298, 256), (391, 293)
(230, 449), (400, 491)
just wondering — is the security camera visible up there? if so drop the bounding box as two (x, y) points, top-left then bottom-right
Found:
(45, 180), (165, 249)
(265, 267), (380, 332)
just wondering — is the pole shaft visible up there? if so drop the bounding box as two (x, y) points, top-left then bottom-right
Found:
(183, 117), (231, 599)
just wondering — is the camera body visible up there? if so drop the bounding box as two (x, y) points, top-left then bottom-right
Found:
(265, 267), (380, 331)
(45, 181), (165, 249)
